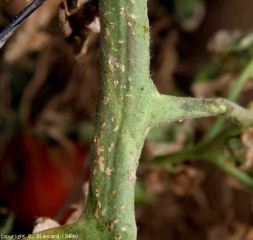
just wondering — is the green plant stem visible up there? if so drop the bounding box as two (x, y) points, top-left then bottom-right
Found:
(79, 0), (156, 239)
(23, 0), (155, 239)
(151, 125), (253, 190)
(228, 59), (253, 101)
(205, 154), (253, 190)
(202, 58), (253, 144)
(155, 95), (253, 126)
(149, 61), (253, 190)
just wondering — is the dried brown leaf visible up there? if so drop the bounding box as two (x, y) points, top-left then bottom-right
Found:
(4, 0), (62, 63)
(144, 167), (168, 195)
(168, 166), (204, 196)
(65, 182), (89, 224)
(32, 217), (60, 233)
(75, 17), (100, 59)
(208, 220), (247, 240)
(152, 30), (178, 94)
(192, 74), (232, 98)
(246, 227), (253, 240)
(242, 128), (253, 148)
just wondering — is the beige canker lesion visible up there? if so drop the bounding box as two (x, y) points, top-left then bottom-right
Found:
(94, 200), (102, 218)
(104, 96), (110, 104)
(120, 65), (125, 72)
(120, 85), (126, 89)
(93, 136), (98, 143)
(126, 94), (135, 98)
(128, 14), (137, 20)
(98, 155), (105, 172)
(109, 142), (115, 152)
(120, 7), (124, 14)
(107, 219), (120, 231)
(97, 145), (104, 156)
(129, 170), (136, 180)
(108, 55), (120, 72)
(119, 205), (125, 210)
(92, 167), (97, 176)
(105, 167), (113, 176)
(113, 126), (119, 132)
(106, 28), (110, 37)
(95, 189), (99, 197)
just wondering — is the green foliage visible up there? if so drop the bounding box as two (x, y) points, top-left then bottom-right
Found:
(173, 0), (205, 31)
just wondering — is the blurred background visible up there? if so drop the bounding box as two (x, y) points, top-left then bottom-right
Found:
(1, 0), (253, 239)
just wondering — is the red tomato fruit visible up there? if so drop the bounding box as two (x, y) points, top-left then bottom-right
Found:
(0, 134), (90, 226)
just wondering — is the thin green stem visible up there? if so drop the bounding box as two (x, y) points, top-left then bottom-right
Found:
(228, 59), (253, 101)
(202, 58), (253, 144)
(151, 125), (253, 190)
(155, 95), (253, 127)
(205, 155), (253, 190)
